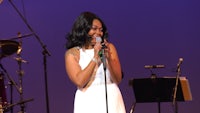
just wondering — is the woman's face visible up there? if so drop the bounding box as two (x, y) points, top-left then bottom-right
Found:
(88, 19), (103, 46)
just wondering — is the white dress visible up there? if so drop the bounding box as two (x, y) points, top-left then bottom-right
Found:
(74, 48), (126, 113)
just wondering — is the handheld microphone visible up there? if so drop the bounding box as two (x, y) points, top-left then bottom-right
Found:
(144, 65), (165, 69)
(96, 36), (106, 48)
(96, 37), (106, 69)
(96, 36), (102, 43)
(96, 37), (105, 56)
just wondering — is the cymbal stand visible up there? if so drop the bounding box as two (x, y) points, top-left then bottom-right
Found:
(16, 53), (25, 113)
(8, 79), (14, 113)
(15, 33), (27, 113)
(0, 62), (21, 111)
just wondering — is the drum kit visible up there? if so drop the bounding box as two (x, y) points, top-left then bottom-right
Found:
(0, 34), (33, 113)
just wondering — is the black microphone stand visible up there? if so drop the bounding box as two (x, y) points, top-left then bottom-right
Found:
(100, 49), (109, 113)
(8, 1), (51, 113)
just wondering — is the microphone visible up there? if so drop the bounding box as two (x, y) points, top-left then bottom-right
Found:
(96, 37), (106, 69)
(144, 65), (165, 69)
(96, 36), (106, 48)
(96, 37), (105, 56)
(96, 36), (102, 43)
(177, 58), (183, 68)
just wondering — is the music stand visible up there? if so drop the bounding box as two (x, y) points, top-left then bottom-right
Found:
(129, 77), (192, 113)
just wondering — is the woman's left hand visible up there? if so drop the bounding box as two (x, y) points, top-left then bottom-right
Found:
(103, 40), (111, 60)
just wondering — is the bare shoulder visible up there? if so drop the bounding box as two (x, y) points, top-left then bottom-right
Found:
(109, 42), (117, 52)
(65, 47), (80, 62)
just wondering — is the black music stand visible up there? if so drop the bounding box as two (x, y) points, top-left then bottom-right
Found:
(129, 77), (192, 113)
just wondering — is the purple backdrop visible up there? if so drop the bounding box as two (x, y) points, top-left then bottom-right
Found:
(0, 0), (200, 113)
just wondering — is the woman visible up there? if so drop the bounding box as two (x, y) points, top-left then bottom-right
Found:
(65, 11), (126, 113)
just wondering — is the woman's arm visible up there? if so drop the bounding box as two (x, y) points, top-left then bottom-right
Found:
(106, 43), (122, 84)
(65, 48), (97, 88)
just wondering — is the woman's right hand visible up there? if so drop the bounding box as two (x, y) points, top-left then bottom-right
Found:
(93, 41), (102, 59)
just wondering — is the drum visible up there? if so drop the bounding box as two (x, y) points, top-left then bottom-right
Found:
(0, 40), (19, 59)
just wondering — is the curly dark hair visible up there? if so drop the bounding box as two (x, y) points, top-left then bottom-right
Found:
(65, 11), (108, 49)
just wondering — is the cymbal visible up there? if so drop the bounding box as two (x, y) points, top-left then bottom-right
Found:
(0, 40), (19, 59)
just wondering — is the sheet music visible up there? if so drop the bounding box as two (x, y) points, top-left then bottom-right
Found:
(163, 76), (192, 101)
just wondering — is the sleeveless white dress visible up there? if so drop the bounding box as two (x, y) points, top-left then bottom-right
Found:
(73, 48), (126, 113)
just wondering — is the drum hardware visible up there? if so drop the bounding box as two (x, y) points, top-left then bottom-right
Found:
(0, 37), (33, 113)
(0, 63), (21, 112)
(0, 40), (19, 60)
(2, 98), (34, 112)
(8, 33), (33, 41)
(16, 45), (26, 113)
(0, 32), (33, 60)
(0, 59), (33, 113)
(6, 0), (51, 112)
(13, 57), (28, 64)
(14, 33), (33, 113)
(0, 37), (20, 113)
(9, 2), (51, 113)
(0, 63), (33, 113)
(0, 72), (7, 113)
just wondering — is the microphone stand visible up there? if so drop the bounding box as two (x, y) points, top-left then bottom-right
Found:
(129, 101), (136, 113)
(8, 1), (51, 113)
(100, 49), (109, 113)
(172, 59), (182, 113)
